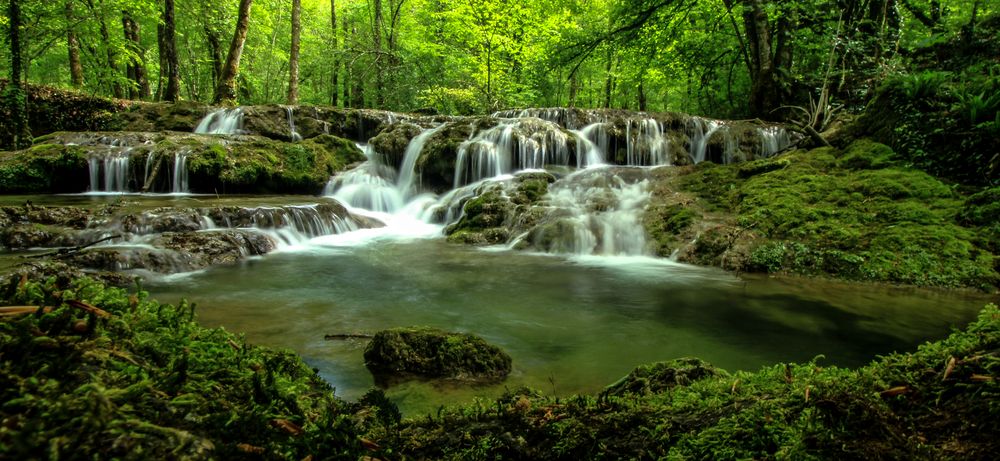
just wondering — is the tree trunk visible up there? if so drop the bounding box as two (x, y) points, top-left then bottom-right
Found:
(343, 15), (351, 106)
(162, 0), (181, 101)
(214, 0), (253, 104)
(94, 1), (123, 98)
(122, 11), (151, 100)
(156, 23), (167, 100)
(66, 1), (84, 88)
(287, 0), (301, 105)
(204, 25), (224, 87)
(3, 0), (32, 149)
(568, 70), (578, 108)
(351, 25), (365, 107)
(373, 0), (385, 107)
(744, 0), (779, 118)
(603, 49), (613, 109)
(637, 80), (647, 111)
(330, 0), (339, 106)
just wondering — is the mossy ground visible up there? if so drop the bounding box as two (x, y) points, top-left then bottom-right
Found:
(670, 141), (999, 290)
(2, 277), (997, 460)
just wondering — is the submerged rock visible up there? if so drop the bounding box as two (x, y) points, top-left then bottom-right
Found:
(66, 230), (277, 274)
(602, 357), (724, 397)
(363, 327), (512, 386)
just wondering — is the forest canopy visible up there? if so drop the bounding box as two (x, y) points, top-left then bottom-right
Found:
(0, 0), (996, 118)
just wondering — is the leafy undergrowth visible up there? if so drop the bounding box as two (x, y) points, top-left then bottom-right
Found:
(1, 277), (998, 459)
(372, 305), (1000, 460)
(0, 277), (365, 460)
(678, 140), (999, 290)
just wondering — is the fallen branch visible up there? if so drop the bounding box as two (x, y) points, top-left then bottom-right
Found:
(24, 234), (123, 260)
(324, 333), (374, 340)
(0, 305), (51, 317)
(66, 299), (111, 318)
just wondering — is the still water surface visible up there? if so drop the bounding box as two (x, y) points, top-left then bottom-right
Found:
(146, 236), (990, 415)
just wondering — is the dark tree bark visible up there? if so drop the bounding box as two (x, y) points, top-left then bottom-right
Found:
(66, 1), (84, 88)
(343, 14), (351, 106)
(288, 0), (301, 105)
(568, 70), (579, 107)
(330, 0), (339, 106)
(161, 0), (180, 101)
(3, 0), (32, 149)
(638, 80), (647, 111)
(87, 0), (124, 98)
(204, 25), (225, 87)
(122, 11), (151, 100)
(214, 0), (253, 104)
(351, 25), (365, 107)
(373, 0), (385, 107)
(602, 49), (614, 109)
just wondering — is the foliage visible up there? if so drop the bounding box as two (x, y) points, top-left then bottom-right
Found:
(363, 327), (513, 385)
(0, 276), (365, 460)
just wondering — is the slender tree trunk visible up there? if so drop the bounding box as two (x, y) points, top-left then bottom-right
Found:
(638, 80), (647, 111)
(91, 0), (124, 98)
(156, 23), (167, 100)
(330, 0), (339, 106)
(214, 0), (253, 104)
(373, 0), (385, 107)
(66, 1), (84, 88)
(122, 11), (150, 100)
(350, 25), (364, 107)
(568, 70), (579, 108)
(343, 17), (351, 106)
(603, 49), (613, 109)
(744, 0), (779, 118)
(204, 25), (224, 87)
(161, 0), (181, 101)
(3, 0), (32, 149)
(287, 0), (301, 105)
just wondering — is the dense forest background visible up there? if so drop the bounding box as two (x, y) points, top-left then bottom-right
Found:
(2, 0), (995, 119)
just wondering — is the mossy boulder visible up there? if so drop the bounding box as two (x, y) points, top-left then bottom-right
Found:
(363, 327), (512, 385)
(677, 143), (999, 289)
(369, 122), (423, 169)
(416, 120), (479, 192)
(603, 358), (724, 397)
(0, 142), (89, 193)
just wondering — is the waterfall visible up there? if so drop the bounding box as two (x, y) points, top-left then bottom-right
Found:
(88, 151), (131, 193)
(453, 118), (571, 187)
(284, 106), (303, 142)
(530, 168), (651, 256)
(758, 126), (792, 157)
(326, 145), (406, 213)
(194, 108), (244, 134)
(172, 151), (190, 193)
(397, 125), (445, 197)
(626, 119), (671, 166)
(687, 118), (724, 164)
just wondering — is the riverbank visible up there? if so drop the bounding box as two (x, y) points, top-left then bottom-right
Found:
(1, 276), (996, 459)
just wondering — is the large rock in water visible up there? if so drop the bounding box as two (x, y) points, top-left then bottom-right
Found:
(363, 327), (512, 385)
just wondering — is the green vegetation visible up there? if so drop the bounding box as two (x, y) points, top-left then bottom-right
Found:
(677, 142), (999, 289)
(3, 276), (997, 460)
(0, 277), (365, 460)
(0, 142), (88, 193)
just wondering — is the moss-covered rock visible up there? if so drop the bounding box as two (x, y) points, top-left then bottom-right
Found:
(603, 358), (724, 397)
(369, 122), (423, 169)
(674, 142), (999, 289)
(363, 327), (512, 385)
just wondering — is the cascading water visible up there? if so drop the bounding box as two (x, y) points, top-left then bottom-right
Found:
(325, 144), (406, 213)
(397, 125), (445, 197)
(284, 106), (303, 142)
(526, 168), (651, 256)
(88, 151), (131, 193)
(453, 118), (571, 188)
(194, 108), (244, 134)
(758, 126), (793, 157)
(172, 151), (189, 193)
(626, 119), (671, 166)
(687, 117), (724, 164)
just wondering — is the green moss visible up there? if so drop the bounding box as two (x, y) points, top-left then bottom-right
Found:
(837, 140), (898, 170)
(378, 304), (1000, 460)
(363, 327), (512, 384)
(0, 277), (364, 460)
(0, 142), (88, 193)
(643, 203), (699, 256)
(680, 143), (998, 289)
